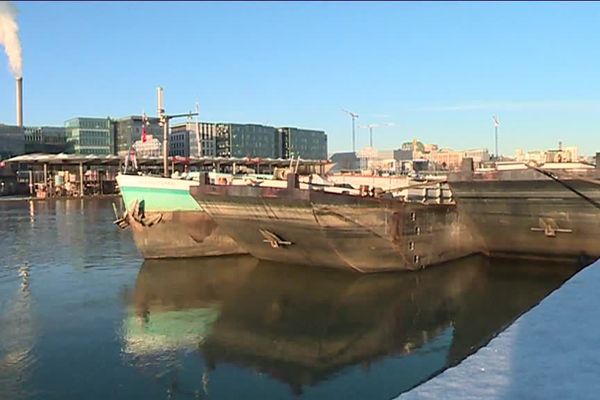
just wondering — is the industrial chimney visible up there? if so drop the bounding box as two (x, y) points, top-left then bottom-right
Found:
(16, 77), (23, 127)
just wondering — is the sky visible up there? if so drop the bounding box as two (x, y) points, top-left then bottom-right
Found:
(1, 1), (599, 156)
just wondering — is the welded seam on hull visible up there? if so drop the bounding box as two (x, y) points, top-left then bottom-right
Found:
(310, 203), (411, 273)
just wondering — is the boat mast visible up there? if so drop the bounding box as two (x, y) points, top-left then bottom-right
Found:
(157, 86), (198, 177)
(157, 87), (168, 177)
(195, 102), (201, 158)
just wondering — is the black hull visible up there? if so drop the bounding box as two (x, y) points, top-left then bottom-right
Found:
(449, 168), (600, 261)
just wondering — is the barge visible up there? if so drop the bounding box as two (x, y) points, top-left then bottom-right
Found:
(448, 158), (600, 261)
(190, 175), (479, 272)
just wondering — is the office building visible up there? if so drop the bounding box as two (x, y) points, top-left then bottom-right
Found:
(65, 117), (114, 155)
(24, 126), (67, 154)
(170, 122), (217, 157)
(0, 124), (25, 159)
(215, 123), (278, 158)
(278, 127), (327, 160)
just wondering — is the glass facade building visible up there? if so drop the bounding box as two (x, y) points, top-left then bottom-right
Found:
(65, 117), (114, 155)
(216, 124), (279, 158)
(278, 127), (327, 160)
(24, 126), (67, 154)
(0, 124), (25, 160)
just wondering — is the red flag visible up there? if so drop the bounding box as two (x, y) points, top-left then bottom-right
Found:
(141, 113), (148, 143)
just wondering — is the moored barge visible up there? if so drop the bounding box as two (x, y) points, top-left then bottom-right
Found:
(448, 158), (600, 261)
(190, 176), (478, 272)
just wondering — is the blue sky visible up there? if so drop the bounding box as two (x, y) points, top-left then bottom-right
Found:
(1, 1), (599, 155)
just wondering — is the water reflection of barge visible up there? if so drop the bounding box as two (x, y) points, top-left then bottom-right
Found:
(190, 177), (478, 272)
(123, 255), (582, 398)
(449, 160), (600, 261)
(124, 256), (258, 356)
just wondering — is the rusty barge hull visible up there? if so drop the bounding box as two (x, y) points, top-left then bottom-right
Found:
(190, 185), (478, 272)
(117, 174), (247, 259)
(449, 168), (600, 261)
(127, 209), (247, 259)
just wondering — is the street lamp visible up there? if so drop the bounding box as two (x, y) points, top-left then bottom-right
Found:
(493, 115), (500, 160)
(342, 109), (359, 153)
(359, 122), (395, 148)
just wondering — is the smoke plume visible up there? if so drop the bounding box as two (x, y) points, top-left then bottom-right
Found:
(0, 1), (22, 78)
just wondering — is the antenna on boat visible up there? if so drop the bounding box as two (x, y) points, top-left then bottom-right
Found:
(157, 87), (168, 177)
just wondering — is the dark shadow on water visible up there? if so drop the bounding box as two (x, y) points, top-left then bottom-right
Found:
(124, 254), (585, 399)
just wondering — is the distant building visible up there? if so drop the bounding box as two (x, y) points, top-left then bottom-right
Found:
(133, 134), (162, 158)
(545, 148), (578, 163)
(64, 116), (327, 160)
(24, 126), (67, 154)
(65, 117), (114, 155)
(424, 143), (439, 153)
(393, 148), (413, 162)
(329, 152), (360, 172)
(114, 115), (162, 157)
(399, 139), (437, 160)
(428, 149), (463, 170)
(0, 124), (25, 159)
(198, 122), (217, 157)
(215, 123), (279, 158)
(373, 149), (397, 172)
(401, 139), (425, 152)
(515, 149), (525, 161)
(213, 123), (327, 160)
(170, 121), (217, 157)
(169, 127), (190, 157)
(524, 150), (545, 163)
(463, 148), (490, 164)
(564, 146), (579, 162)
(278, 127), (327, 160)
(356, 147), (397, 172)
(514, 145), (579, 164)
(415, 147), (490, 170)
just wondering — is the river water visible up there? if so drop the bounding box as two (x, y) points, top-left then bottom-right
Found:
(0, 198), (587, 399)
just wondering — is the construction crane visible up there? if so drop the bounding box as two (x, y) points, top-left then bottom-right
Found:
(342, 109), (359, 153)
(359, 122), (395, 148)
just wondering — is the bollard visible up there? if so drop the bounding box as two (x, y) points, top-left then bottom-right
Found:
(461, 157), (474, 172)
(287, 173), (300, 189)
(198, 172), (210, 185)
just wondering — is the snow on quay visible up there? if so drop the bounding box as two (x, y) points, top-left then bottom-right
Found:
(401, 259), (600, 400)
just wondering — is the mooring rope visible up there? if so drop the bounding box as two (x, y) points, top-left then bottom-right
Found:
(526, 164), (600, 211)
